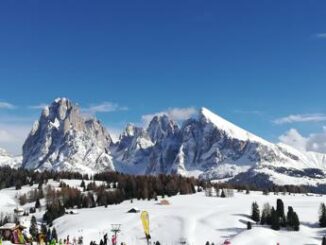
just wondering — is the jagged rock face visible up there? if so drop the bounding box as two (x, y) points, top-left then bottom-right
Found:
(115, 109), (284, 177)
(22, 98), (114, 173)
(17, 99), (326, 186)
(147, 115), (179, 143)
(112, 117), (181, 175)
(146, 116), (181, 174)
(143, 110), (274, 176)
(146, 138), (181, 174)
(116, 107), (320, 182)
(112, 124), (153, 173)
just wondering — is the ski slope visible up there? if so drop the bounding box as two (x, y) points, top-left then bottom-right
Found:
(0, 180), (325, 245)
(53, 192), (325, 245)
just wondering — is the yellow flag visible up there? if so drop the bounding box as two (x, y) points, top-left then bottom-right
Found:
(140, 211), (150, 237)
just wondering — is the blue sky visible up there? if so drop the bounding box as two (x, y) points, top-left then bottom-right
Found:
(0, 0), (326, 154)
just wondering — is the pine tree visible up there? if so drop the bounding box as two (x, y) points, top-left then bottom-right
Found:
(276, 199), (286, 227)
(51, 227), (58, 241)
(46, 229), (52, 242)
(261, 203), (271, 225)
(292, 211), (300, 231)
(319, 203), (326, 227)
(247, 221), (252, 230)
(29, 216), (38, 240)
(271, 207), (280, 230)
(35, 198), (41, 209)
(15, 180), (22, 190)
(251, 202), (260, 223)
(38, 181), (43, 191)
(287, 206), (294, 228)
(286, 206), (300, 231)
(80, 180), (86, 191)
(322, 236), (326, 245)
(220, 190), (226, 198)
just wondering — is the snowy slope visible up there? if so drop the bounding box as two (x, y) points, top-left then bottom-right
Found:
(52, 191), (326, 245)
(1, 181), (324, 245)
(200, 107), (271, 145)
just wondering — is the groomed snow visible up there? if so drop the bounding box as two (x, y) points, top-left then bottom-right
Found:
(53, 191), (325, 245)
(1, 181), (326, 245)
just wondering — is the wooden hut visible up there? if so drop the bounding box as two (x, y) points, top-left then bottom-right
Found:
(159, 199), (170, 205)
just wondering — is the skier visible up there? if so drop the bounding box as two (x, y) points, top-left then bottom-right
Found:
(111, 235), (117, 245)
(223, 240), (231, 245)
(78, 236), (83, 245)
(103, 234), (108, 245)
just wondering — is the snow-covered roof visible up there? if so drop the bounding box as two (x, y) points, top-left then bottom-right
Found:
(0, 223), (26, 230)
(127, 207), (140, 213)
(14, 207), (24, 212)
(0, 223), (16, 230)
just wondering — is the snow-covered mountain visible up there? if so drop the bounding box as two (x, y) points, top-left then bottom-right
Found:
(0, 148), (22, 168)
(19, 98), (326, 187)
(111, 124), (153, 174)
(113, 107), (326, 186)
(22, 98), (115, 173)
(114, 107), (290, 177)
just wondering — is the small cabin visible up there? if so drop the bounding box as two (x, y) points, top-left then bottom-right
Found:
(0, 223), (26, 244)
(159, 199), (170, 205)
(14, 208), (24, 217)
(127, 207), (140, 213)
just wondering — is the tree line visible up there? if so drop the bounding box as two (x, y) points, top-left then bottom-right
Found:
(251, 198), (300, 231)
(0, 166), (319, 195)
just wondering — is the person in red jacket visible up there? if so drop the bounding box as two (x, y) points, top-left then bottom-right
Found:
(111, 235), (117, 245)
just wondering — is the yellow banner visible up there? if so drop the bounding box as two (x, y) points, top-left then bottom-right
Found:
(140, 211), (150, 237)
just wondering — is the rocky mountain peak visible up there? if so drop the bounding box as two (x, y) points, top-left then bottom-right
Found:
(22, 98), (114, 173)
(147, 114), (179, 142)
(121, 123), (144, 138)
(14, 98), (326, 187)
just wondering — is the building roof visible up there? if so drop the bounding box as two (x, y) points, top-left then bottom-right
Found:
(0, 223), (26, 231)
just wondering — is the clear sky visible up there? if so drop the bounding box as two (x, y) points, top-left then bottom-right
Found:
(0, 0), (326, 154)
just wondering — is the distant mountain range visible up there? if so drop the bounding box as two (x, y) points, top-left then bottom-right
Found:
(0, 148), (22, 169)
(2, 97), (326, 187)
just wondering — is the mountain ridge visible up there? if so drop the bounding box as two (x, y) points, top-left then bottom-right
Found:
(2, 98), (326, 187)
